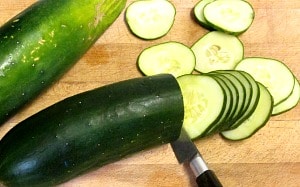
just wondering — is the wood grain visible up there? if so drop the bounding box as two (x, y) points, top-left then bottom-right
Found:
(0, 0), (299, 186)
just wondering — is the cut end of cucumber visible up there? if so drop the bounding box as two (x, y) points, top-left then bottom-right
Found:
(203, 0), (255, 35)
(177, 74), (226, 139)
(125, 0), (176, 40)
(175, 70), (270, 139)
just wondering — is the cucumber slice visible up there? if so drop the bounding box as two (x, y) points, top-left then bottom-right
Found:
(191, 31), (244, 73)
(177, 74), (226, 139)
(272, 78), (300, 115)
(222, 71), (252, 119)
(211, 71), (246, 126)
(125, 0), (176, 40)
(213, 74), (239, 126)
(203, 0), (254, 35)
(221, 83), (273, 141)
(137, 42), (196, 77)
(193, 0), (215, 30)
(228, 71), (260, 130)
(235, 57), (295, 105)
(204, 74), (234, 135)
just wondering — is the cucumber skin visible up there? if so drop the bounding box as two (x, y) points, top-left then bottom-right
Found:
(0, 0), (126, 125)
(220, 83), (273, 141)
(0, 74), (184, 186)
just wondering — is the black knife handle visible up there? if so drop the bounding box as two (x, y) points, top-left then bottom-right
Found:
(196, 170), (223, 187)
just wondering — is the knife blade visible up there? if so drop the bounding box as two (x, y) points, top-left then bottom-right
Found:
(171, 128), (223, 187)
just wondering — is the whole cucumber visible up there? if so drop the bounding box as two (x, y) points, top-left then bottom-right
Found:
(0, 74), (184, 186)
(0, 0), (126, 125)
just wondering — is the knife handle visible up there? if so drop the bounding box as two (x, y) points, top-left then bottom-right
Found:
(189, 154), (222, 187)
(196, 170), (223, 187)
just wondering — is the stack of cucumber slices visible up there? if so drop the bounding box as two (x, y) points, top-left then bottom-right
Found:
(177, 71), (273, 140)
(126, 0), (299, 140)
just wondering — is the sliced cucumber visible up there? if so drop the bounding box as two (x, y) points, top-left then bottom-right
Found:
(223, 71), (253, 120)
(204, 74), (235, 135)
(214, 70), (253, 126)
(193, 0), (215, 30)
(176, 69), (293, 140)
(177, 74), (226, 139)
(205, 70), (258, 135)
(228, 71), (260, 130)
(214, 74), (238, 125)
(191, 31), (244, 73)
(221, 83), (273, 141)
(203, 0), (255, 35)
(272, 78), (300, 115)
(235, 57), (295, 105)
(125, 0), (176, 40)
(210, 71), (246, 127)
(137, 42), (195, 77)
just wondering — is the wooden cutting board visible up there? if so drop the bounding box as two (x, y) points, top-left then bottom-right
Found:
(0, 0), (299, 186)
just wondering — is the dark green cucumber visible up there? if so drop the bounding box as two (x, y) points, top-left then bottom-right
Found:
(0, 74), (184, 186)
(0, 0), (126, 125)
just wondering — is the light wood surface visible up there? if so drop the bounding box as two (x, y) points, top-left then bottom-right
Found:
(0, 0), (299, 186)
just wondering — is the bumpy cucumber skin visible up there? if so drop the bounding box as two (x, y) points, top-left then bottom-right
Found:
(0, 74), (184, 186)
(0, 0), (126, 125)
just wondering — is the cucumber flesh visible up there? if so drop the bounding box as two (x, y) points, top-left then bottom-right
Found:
(177, 74), (226, 139)
(224, 71), (253, 120)
(272, 78), (300, 115)
(228, 71), (260, 130)
(204, 74), (234, 135)
(203, 0), (254, 35)
(221, 83), (273, 140)
(214, 75), (238, 126)
(125, 0), (176, 40)
(205, 70), (257, 135)
(137, 42), (195, 77)
(212, 71), (247, 124)
(209, 71), (247, 130)
(235, 57), (295, 105)
(191, 31), (244, 73)
(193, 0), (215, 30)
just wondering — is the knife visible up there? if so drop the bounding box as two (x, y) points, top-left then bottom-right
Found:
(171, 128), (223, 187)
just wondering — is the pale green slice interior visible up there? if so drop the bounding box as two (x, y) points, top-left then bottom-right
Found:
(194, 0), (215, 28)
(272, 78), (300, 115)
(177, 75), (225, 139)
(204, 0), (254, 34)
(191, 31), (244, 73)
(235, 57), (295, 105)
(138, 42), (195, 77)
(126, 0), (176, 39)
